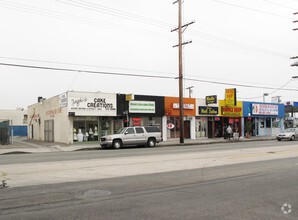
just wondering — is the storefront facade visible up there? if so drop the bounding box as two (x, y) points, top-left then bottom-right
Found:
(242, 102), (284, 137)
(218, 100), (243, 137)
(28, 91), (117, 144)
(164, 97), (196, 141)
(117, 94), (164, 132)
(196, 96), (219, 139)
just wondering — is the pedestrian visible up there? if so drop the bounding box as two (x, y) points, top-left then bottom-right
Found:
(226, 125), (232, 140)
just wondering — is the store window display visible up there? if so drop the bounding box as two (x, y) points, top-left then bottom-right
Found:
(73, 117), (99, 142)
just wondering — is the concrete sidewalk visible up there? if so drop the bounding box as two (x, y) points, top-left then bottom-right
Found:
(0, 136), (276, 155)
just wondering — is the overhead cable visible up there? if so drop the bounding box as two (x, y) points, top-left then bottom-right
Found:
(0, 62), (297, 92)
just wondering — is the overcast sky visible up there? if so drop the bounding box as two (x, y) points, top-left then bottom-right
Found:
(1, 0), (298, 109)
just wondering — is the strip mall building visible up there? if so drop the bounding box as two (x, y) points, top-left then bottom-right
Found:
(27, 90), (285, 144)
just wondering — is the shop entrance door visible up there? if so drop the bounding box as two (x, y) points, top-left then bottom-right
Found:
(208, 119), (213, 138)
(184, 121), (190, 138)
(44, 120), (54, 142)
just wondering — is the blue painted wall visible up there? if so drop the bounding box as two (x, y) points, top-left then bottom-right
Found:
(9, 126), (27, 136)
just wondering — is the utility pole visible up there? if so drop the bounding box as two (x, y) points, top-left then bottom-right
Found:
(172, 0), (194, 144)
(290, 56), (298, 67)
(294, 12), (298, 31)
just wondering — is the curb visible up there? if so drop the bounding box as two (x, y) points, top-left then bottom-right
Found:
(0, 138), (276, 155)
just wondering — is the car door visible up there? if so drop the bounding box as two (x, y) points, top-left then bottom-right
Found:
(122, 128), (136, 145)
(135, 127), (147, 145)
(295, 128), (298, 138)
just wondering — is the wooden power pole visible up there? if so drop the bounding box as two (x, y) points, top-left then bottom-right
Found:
(172, 0), (194, 144)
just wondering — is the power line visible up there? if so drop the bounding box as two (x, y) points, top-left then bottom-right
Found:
(0, 1), (291, 58)
(260, 0), (298, 10)
(0, 1), (169, 38)
(0, 56), (174, 76)
(0, 62), (297, 92)
(211, 0), (293, 19)
(0, 55), (293, 89)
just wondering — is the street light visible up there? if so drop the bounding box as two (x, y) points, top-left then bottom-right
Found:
(263, 93), (269, 102)
(186, 86), (194, 98)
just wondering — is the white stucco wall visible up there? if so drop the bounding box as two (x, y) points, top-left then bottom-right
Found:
(0, 109), (27, 125)
(28, 95), (70, 144)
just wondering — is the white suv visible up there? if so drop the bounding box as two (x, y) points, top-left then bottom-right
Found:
(100, 126), (163, 149)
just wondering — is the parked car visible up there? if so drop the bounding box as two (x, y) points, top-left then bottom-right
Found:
(276, 128), (298, 141)
(100, 126), (163, 149)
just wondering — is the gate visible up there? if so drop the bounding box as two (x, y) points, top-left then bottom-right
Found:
(0, 120), (10, 145)
(44, 120), (54, 142)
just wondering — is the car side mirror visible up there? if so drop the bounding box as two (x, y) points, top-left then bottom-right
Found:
(125, 131), (129, 135)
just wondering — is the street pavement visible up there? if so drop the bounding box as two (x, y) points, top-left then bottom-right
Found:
(0, 136), (276, 155)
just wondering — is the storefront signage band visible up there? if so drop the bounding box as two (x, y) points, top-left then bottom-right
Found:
(69, 97), (116, 112)
(221, 106), (242, 116)
(199, 106), (218, 115)
(129, 101), (155, 113)
(173, 103), (194, 109)
(252, 104), (278, 115)
(206, 95), (217, 105)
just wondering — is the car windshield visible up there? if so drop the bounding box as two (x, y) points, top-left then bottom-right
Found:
(116, 128), (126, 134)
(285, 128), (295, 132)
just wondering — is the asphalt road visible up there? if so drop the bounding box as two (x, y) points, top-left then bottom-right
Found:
(0, 139), (296, 165)
(0, 157), (297, 219)
(0, 141), (297, 219)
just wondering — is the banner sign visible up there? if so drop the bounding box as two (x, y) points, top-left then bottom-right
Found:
(252, 104), (278, 115)
(225, 88), (236, 107)
(199, 106), (219, 115)
(173, 103), (195, 109)
(126, 94), (134, 101)
(59, 93), (68, 107)
(129, 101), (155, 113)
(206, 95), (217, 105)
(221, 106), (242, 116)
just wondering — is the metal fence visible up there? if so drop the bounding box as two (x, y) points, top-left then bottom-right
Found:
(0, 120), (10, 145)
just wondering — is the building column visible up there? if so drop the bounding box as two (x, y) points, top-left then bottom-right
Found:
(281, 118), (284, 132)
(264, 118), (267, 136)
(190, 116), (196, 140)
(241, 117), (245, 137)
(162, 116), (168, 142)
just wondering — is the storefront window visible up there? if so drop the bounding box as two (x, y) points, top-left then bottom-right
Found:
(272, 118), (280, 128)
(113, 119), (123, 133)
(260, 118), (264, 128)
(266, 118), (271, 128)
(73, 117), (98, 142)
(101, 118), (111, 137)
(196, 117), (207, 138)
(129, 117), (162, 130)
(167, 117), (180, 139)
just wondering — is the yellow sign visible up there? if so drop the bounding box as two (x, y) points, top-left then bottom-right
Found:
(126, 94), (134, 101)
(219, 100), (243, 117)
(225, 89), (236, 106)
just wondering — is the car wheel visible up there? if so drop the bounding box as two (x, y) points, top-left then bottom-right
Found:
(277, 139), (281, 141)
(290, 135), (295, 141)
(113, 140), (122, 149)
(147, 138), (156, 147)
